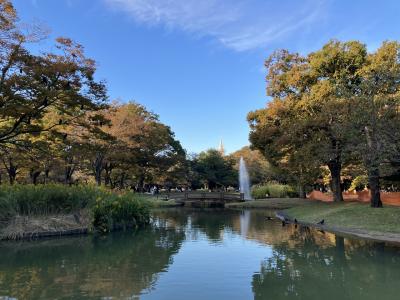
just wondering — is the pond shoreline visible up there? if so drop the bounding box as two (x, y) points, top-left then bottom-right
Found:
(226, 198), (400, 244)
(275, 210), (400, 245)
(3, 198), (400, 244)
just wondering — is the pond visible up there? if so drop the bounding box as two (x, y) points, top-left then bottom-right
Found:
(1, 208), (400, 299)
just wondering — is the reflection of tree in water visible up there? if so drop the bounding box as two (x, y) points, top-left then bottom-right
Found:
(0, 227), (185, 299)
(252, 227), (400, 300)
(151, 208), (190, 229)
(188, 209), (238, 242)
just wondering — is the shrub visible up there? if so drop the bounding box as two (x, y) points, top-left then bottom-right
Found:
(92, 193), (150, 233)
(349, 175), (368, 191)
(251, 183), (298, 199)
(251, 185), (270, 199)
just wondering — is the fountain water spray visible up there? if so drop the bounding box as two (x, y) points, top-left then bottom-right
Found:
(239, 156), (252, 200)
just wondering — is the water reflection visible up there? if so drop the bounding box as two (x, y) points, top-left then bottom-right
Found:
(248, 220), (400, 300)
(0, 209), (399, 300)
(0, 226), (184, 299)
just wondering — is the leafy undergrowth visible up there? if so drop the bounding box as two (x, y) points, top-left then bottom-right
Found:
(226, 198), (311, 209)
(284, 202), (400, 234)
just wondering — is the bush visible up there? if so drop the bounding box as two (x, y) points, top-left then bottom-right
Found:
(92, 193), (150, 233)
(251, 183), (298, 199)
(349, 175), (368, 191)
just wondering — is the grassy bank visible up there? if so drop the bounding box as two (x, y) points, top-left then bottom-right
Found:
(228, 198), (400, 242)
(226, 198), (311, 209)
(283, 202), (400, 235)
(0, 185), (151, 240)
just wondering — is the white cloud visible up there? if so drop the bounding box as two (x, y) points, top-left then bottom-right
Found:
(104, 0), (327, 51)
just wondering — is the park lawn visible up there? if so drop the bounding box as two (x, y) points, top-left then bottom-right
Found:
(284, 201), (400, 234)
(226, 198), (312, 210)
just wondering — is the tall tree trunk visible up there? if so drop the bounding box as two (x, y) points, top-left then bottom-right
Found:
(368, 168), (382, 208)
(2, 158), (17, 185)
(364, 126), (383, 207)
(328, 159), (343, 202)
(104, 162), (113, 186)
(44, 168), (50, 184)
(137, 175), (146, 192)
(65, 157), (75, 185)
(92, 152), (104, 186)
(8, 165), (16, 184)
(119, 172), (126, 189)
(30, 169), (41, 185)
(327, 137), (343, 202)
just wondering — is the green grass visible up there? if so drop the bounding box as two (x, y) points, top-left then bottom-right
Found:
(284, 202), (400, 234)
(226, 198), (310, 209)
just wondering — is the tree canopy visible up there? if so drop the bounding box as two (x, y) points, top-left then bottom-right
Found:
(249, 40), (400, 207)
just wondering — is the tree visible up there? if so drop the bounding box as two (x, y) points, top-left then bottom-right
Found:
(248, 97), (322, 198)
(102, 102), (186, 189)
(193, 149), (237, 190)
(249, 41), (369, 201)
(0, 11), (108, 147)
(303, 40), (367, 202)
(350, 42), (400, 207)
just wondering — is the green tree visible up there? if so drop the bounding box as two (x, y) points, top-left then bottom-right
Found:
(249, 41), (369, 201)
(350, 42), (400, 207)
(193, 149), (237, 190)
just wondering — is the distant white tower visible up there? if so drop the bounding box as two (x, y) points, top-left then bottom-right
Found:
(218, 139), (225, 156)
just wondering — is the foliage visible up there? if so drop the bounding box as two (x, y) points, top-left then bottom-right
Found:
(99, 102), (186, 189)
(92, 192), (150, 233)
(0, 184), (150, 233)
(248, 40), (400, 206)
(0, 2), (187, 191)
(0, 184), (101, 218)
(349, 175), (368, 191)
(229, 146), (275, 185)
(192, 149), (237, 190)
(251, 183), (298, 199)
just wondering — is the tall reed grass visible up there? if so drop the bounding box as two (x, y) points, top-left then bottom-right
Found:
(0, 184), (150, 232)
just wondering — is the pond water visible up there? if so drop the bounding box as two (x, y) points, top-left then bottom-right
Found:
(1, 208), (400, 300)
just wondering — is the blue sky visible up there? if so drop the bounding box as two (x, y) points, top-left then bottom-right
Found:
(14, 0), (400, 154)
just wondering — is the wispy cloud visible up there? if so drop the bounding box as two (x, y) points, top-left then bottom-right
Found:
(104, 0), (327, 51)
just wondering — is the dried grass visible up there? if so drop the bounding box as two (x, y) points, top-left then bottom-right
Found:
(0, 210), (90, 240)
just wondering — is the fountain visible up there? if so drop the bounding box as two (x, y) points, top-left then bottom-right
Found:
(239, 156), (252, 200)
